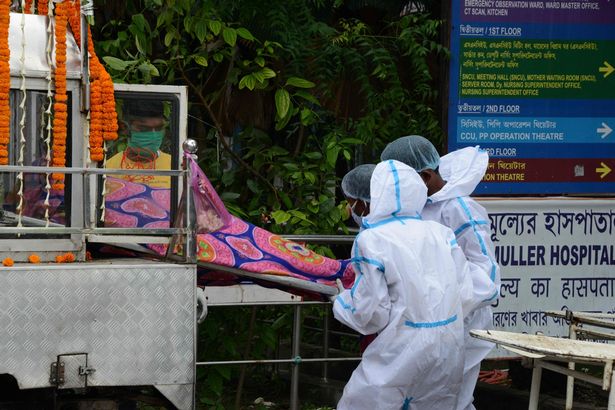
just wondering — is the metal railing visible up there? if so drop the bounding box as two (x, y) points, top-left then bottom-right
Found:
(197, 302), (362, 410)
(0, 139), (199, 263)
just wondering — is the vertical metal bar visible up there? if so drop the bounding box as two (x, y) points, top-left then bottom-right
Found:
(183, 155), (195, 263)
(528, 361), (542, 410)
(83, 172), (90, 230)
(565, 323), (577, 410)
(290, 305), (301, 410)
(80, 12), (90, 112)
(322, 308), (330, 381)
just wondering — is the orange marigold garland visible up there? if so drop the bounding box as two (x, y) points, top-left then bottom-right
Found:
(0, 0), (11, 166)
(2, 257), (13, 266)
(28, 254), (41, 263)
(87, 32), (117, 161)
(51, 0), (68, 190)
(37, 0), (48, 16)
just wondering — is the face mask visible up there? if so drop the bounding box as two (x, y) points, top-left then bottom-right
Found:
(350, 200), (366, 228)
(128, 130), (164, 154)
(351, 211), (363, 227)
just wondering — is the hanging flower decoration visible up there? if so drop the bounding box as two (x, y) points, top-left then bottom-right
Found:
(28, 254), (41, 263)
(50, 0), (68, 190)
(37, 0), (48, 15)
(2, 257), (14, 266)
(0, 0), (11, 166)
(87, 32), (118, 161)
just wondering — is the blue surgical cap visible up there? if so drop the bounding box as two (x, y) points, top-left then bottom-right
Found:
(380, 135), (440, 171)
(341, 164), (377, 202)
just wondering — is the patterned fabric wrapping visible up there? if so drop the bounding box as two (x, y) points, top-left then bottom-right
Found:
(103, 161), (355, 291)
(194, 215), (355, 288)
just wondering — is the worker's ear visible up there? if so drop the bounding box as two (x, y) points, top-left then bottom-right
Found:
(419, 170), (431, 185)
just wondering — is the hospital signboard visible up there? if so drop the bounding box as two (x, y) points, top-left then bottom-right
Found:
(481, 199), (615, 358)
(449, 0), (615, 194)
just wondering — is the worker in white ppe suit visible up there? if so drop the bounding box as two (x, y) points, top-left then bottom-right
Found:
(382, 136), (501, 410)
(332, 159), (480, 410)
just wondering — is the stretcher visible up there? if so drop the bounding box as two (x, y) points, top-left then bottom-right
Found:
(470, 329), (615, 410)
(545, 310), (615, 408)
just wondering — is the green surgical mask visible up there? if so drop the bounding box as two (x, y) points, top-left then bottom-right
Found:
(128, 130), (164, 154)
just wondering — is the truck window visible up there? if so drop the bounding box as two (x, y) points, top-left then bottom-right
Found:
(0, 90), (71, 227)
(102, 94), (180, 229)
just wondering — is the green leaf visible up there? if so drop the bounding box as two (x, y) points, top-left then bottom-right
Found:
(238, 74), (256, 90)
(300, 108), (312, 125)
(251, 70), (265, 83)
(246, 179), (260, 194)
(304, 152), (322, 160)
(213, 53), (223, 63)
(254, 56), (265, 67)
(137, 62), (159, 77)
(194, 55), (208, 67)
(221, 192), (240, 200)
(271, 210), (291, 225)
(285, 76), (315, 88)
(304, 171), (316, 184)
(134, 35), (145, 54)
(339, 137), (363, 144)
(294, 90), (320, 106)
(274, 88), (290, 119)
(260, 67), (276, 79)
(208, 20), (222, 35)
(307, 201), (319, 213)
(164, 31), (174, 47)
(195, 22), (208, 43)
(102, 56), (133, 71)
(183, 16), (193, 32)
(131, 14), (148, 33)
(282, 163), (299, 171)
(222, 27), (237, 46)
(326, 146), (341, 167)
(236, 27), (255, 41)
(279, 192), (293, 209)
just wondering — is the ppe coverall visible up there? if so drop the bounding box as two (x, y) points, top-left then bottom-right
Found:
(421, 146), (501, 410)
(333, 160), (475, 410)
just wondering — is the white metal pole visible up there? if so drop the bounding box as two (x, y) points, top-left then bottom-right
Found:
(566, 323), (577, 410)
(528, 361), (542, 410)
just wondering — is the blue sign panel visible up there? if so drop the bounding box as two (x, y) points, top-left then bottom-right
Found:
(448, 0), (615, 194)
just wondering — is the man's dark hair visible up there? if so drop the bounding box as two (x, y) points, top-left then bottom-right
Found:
(125, 99), (164, 118)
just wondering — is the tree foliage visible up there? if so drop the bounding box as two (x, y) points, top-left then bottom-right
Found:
(93, 0), (446, 235)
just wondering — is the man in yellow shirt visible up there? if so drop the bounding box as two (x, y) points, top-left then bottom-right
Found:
(106, 100), (171, 189)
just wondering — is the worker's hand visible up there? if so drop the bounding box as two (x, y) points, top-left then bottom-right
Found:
(329, 279), (345, 302)
(196, 287), (208, 324)
(335, 278), (345, 293)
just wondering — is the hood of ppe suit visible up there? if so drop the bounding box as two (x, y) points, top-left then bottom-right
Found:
(429, 146), (488, 203)
(363, 160), (426, 227)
